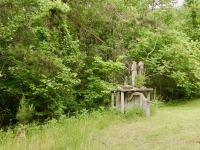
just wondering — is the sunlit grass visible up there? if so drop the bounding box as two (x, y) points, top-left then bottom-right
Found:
(1, 99), (200, 150)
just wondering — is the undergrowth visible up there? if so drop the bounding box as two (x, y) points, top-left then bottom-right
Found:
(0, 106), (151, 150)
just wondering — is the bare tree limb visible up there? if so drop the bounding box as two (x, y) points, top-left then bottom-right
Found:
(147, 36), (158, 59)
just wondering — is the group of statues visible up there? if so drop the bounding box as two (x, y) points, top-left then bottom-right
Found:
(125, 61), (144, 87)
(111, 60), (152, 116)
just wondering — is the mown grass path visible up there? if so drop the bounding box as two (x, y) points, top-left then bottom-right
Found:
(94, 100), (200, 150)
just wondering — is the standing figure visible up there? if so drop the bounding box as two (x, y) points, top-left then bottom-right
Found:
(138, 61), (144, 75)
(131, 61), (137, 87)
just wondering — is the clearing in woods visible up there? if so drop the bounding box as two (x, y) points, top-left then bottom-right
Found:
(94, 100), (200, 150)
(1, 99), (200, 150)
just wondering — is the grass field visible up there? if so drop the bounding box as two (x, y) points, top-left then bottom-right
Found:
(97, 100), (200, 150)
(1, 99), (200, 150)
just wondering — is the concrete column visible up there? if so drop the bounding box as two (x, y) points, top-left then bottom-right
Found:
(147, 91), (150, 101)
(146, 91), (151, 116)
(111, 92), (115, 108)
(116, 91), (121, 110)
(121, 92), (124, 114)
(131, 61), (137, 87)
(146, 101), (150, 117)
(143, 101), (147, 115)
(139, 95), (143, 107)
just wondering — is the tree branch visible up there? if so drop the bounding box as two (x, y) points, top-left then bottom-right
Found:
(147, 36), (158, 59)
(67, 14), (107, 45)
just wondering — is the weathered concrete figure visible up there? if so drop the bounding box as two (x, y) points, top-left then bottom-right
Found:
(131, 61), (137, 87)
(138, 61), (144, 75)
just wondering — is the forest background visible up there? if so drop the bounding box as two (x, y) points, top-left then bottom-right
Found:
(0, 0), (199, 127)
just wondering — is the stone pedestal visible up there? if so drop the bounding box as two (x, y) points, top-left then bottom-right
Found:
(110, 87), (153, 116)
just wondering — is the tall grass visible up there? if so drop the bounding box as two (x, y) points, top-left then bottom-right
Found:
(2, 99), (188, 150)
(0, 107), (143, 150)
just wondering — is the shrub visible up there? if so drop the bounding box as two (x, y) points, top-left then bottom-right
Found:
(16, 95), (34, 124)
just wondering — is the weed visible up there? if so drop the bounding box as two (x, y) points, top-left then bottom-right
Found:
(124, 107), (144, 120)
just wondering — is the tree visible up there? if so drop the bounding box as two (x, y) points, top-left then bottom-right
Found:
(0, 0), (80, 125)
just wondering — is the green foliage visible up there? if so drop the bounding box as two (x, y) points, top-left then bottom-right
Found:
(136, 74), (146, 88)
(0, 0), (81, 125)
(124, 107), (144, 120)
(82, 56), (125, 108)
(16, 95), (34, 124)
(150, 98), (165, 115)
(0, 0), (200, 127)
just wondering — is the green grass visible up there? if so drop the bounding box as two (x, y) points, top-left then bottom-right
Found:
(1, 99), (200, 150)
